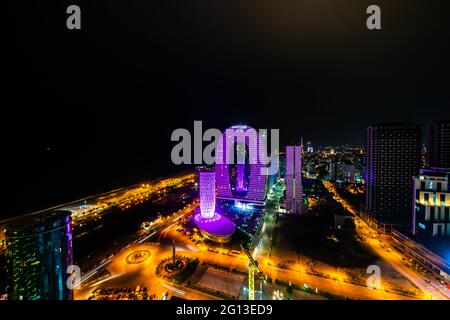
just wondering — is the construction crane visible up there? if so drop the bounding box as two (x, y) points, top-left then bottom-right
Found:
(241, 245), (263, 300)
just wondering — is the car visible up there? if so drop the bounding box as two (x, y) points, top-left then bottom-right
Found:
(92, 288), (102, 295)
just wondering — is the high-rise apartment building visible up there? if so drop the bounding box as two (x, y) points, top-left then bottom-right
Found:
(285, 145), (303, 214)
(365, 123), (422, 222)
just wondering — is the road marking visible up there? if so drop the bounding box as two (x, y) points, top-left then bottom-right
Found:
(173, 214), (186, 222)
(161, 283), (186, 295)
(89, 273), (123, 287)
(158, 223), (177, 242)
(137, 231), (157, 244)
(78, 258), (112, 286)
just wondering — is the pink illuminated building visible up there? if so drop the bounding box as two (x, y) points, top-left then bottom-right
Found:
(215, 125), (268, 203)
(195, 169), (235, 243)
(285, 145), (303, 214)
(199, 171), (215, 219)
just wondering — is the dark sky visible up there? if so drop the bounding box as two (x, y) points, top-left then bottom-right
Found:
(3, 0), (449, 217)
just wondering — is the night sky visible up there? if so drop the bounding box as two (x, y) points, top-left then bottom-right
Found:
(3, 0), (448, 217)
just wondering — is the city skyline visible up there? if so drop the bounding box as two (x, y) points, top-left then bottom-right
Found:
(3, 0), (449, 306)
(2, 118), (450, 302)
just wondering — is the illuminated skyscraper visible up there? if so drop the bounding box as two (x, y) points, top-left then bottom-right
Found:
(285, 145), (303, 214)
(5, 210), (73, 300)
(215, 125), (268, 203)
(195, 169), (235, 243)
(199, 170), (216, 219)
(365, 123), (422, 224)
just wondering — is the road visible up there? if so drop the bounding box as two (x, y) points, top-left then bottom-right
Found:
(323, 181), (449, 300)
(70, 176), (448, 300)
(249, 182), (417, 300)
(74, 200), (214, 300)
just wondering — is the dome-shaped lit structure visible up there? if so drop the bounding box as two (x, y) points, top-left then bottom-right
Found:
(195, 169), (235, 243)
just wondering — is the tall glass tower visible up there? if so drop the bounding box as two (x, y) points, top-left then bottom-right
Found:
(5, 210), (73, 300)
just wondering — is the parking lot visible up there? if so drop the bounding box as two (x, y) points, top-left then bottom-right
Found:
(88, 286), (156, 300)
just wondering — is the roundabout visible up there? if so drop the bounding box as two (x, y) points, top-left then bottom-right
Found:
(156, 255), (189, 277)
(125, 250), (151, 264)
(156, 255), (199, 284)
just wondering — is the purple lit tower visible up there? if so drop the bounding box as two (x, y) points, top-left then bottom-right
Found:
(199, 171), (215, 219)
(215, 125), (268, 203)
(236, 164), (246, 192)
(195, 169), (235, 243)
(285, 146), (294, 212)
(285, 145), (303, 214)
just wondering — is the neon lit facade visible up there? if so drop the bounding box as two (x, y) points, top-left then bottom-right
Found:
(5, 210), (73, 300)
(199, 171), (216, 219)
(215, 125), (268, 202)
(285, 145), (303, 214)
(236, 164), (246, 192)
(196, 169), (235, 243)
(194, 213), (235, 243)
(412, 168), (450, 237)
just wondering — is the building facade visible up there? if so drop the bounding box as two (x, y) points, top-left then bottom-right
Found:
(285, 145), (303, 213)
(328, 161), (356, 183)
(215, 125), (268, 202)
(427, 120), (450, 169)
(365, 123), (422, 222)
(5, 210), (73, 300)
(199, 170), (216, 219)
(412, 168), (450, 238)
(195, 168), (235, 243)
